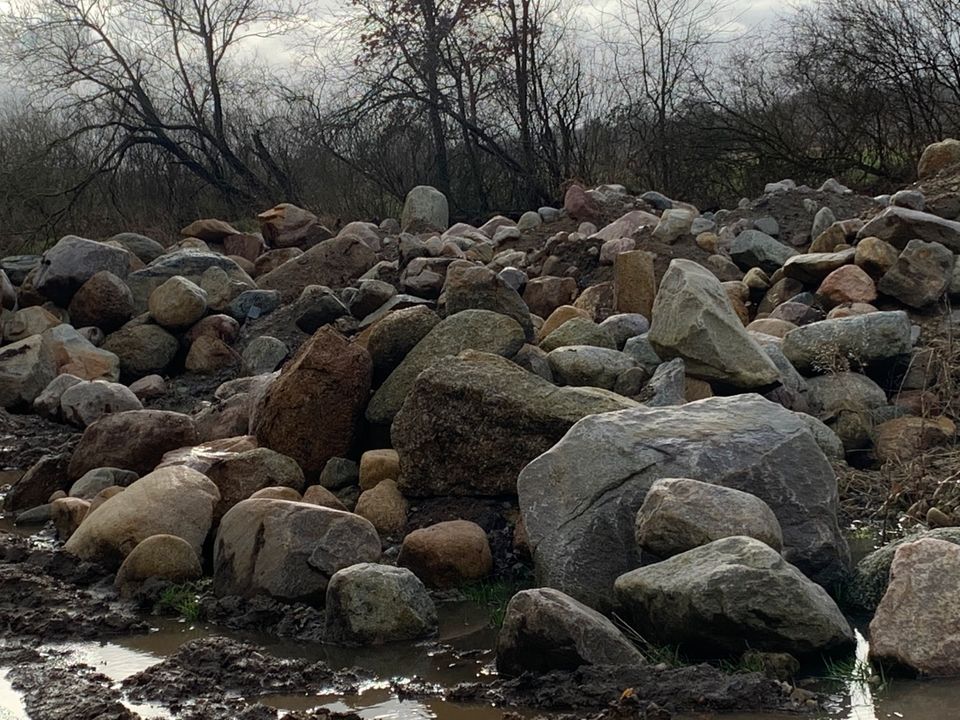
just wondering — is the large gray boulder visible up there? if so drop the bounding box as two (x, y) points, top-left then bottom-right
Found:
(401, 185), (449, 233)
(636, 478), (783, 558)
(614, 536), (853, 657)
(857, 206), (960, 252)
(496, 588), (643, 676)
(518, 394), (849, 610)
(547, 346), (637, 390)
(393, 351), (636, 496)
(59, 380), (143, 428)
(213, 498), (381, 603)
(0, 334), (57, 409)
(648, 260), (780, 389)
(781, 311), (912, 374)
(64, 466), (220, 568)
(367, 309), (525, 426)
(34, 236), (131, 305)
(324, 563), (437, 645)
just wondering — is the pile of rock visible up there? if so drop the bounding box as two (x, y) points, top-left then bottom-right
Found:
(2, 145), (959, 678)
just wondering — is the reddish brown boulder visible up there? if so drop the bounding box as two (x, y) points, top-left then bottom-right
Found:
(817, 265), (878, 307)
(398, 520), (493, 588)
(223, 234), (265, 263)
(68, 271), (134, 332)
(563, 184), (600, 223)
(252, 326), (372, 475)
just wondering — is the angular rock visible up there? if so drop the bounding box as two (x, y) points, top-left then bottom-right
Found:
(34, 236), (130, 305)
(878, 239), (955, 308)
(242, 335), (288, 375)
(518, 395), (849, 609)
(0, 334), (57, 409)
(392, 351), (636, 496)
(857, 206), (960, 252)
(213, 498), (381, 603)
(547, 346), (636, 390)
(181, 218), (242, 242)
(64, 466), (219, 568)
(523, 276), (578, 319)
(816, 265), (877, 307)
(613, 250), (656, 318)
(43, 324), (120, 381)
(730, 230), (797, 273)
(367, 309), (524, 426)
(33, 373), (85, 420)
(615, 536), (853, 656)
(257, 204), (330, 248)
(443, 261), (534, 341)
(781, 311), (912, 374)
(855, 236), (899, 277)
(148, 276), (208, 329)
(252, 326), (371, 475)
(3, 306), (61, 343)
(496, 588), (643, 676)
(258, 235), (378, 303)
(648, 260), (780, 389)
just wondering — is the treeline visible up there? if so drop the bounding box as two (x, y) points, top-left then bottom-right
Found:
(0, 0), (958, 251)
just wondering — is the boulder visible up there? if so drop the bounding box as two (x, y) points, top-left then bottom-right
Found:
(598, 313), (650, 349)
(523, 276), (578, 319)
(652, 208), (695, 243)
(68, 409), (198, 479)
(401, 185), (449, 232)
(69, 467), (139, 500)
(591, 210), (659, 242)
(648, 260), (780, 389)
(64, 466), (219, 568)
(0, 334), (57, 409)
(845, 528), (960, 611)
(856, 206), (960, 252)
(59, 380), (143, 428)
(252, 326), (371, 475)
(781, 311), (912, 374)
(547, 346), (637, 390)
(392, 351), (636, 496)
(518, 394), (849, 609)
(51, 497), (90, 540)
(730, 230), (797, 273)
(3, 306), (61, 343)
(918, 138), (960, 179)
(181, 218), (242, 241)
(359, 449), (400, 491)
(363, 305), (440, 380)
(202, 446), (305, 519)
(148, 276), (208, 329)
(869, 539), (960, 676)
(539, 317), (616, 352)
(496, 588), (644, 676)
(108, 233), (165, 264)
(126, 251), (254, 313)
(241, 336), (288, 375)
(128, 374), (165, 400)
(442, 261), (534, 341)
(34, 236), (130, 305)
(114, 534), (202, 597)
(538, 306), (591, 341)
(563, 184), (600, 222)
(615, 536), (853, 656)
(877, 239), (955, 308)
(366, 309), (524, 426)
(102, 324), (179, 379)
(398, 520), (493, 588)
(257, 235), (378, 303)
(855, 236), (900, 277)
(34, 373), (84, 420)
(354, 479), (408, 536)
(784, 249), (858, 285)
(185, 336), (241, 374)
(874, 415), (956, 464)
(816, 265), (877, 307)
(324, 563), (437, 645)
(613, 250), (656, 318)
(68, 271), (135, 332)
(43, 324), (120, 381)
(805, 372), (887, 451)
(636, 478), (783, 558)
(3, 454), (71, 513)
(213, 498), (381, 603)
(257, 204), (330, 248)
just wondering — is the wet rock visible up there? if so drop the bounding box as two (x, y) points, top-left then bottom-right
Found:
(636, 478), (783, 558)
(869, 538), (960, 676)
(392, 351), (636, 496)
(68, 271), (134, 332)
(366, 309), (524, 426)
(64, 465), (219, 568)
(114, 533), (202, 596)
(68, 409), (198, 479)
(496, 587), (643, 676)
(34, 236), (130, 305)
(877, 239), (955, 308)
(519, 394), (849, 610)
(324, 563), (437, 644)
(213, 498), (381, 603)
(615, 536), (853, 656)
(649, 260), (780, 389)
(398, 519), (493, 588)
(253, 326), (371, 476)
(781, 310), (912, 374)
(102, 323), (179, 379)
(59, 380), (143, 428)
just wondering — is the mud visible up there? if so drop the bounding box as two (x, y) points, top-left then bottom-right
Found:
(0, 532), (147, 641)
(0, 410), (79, 470)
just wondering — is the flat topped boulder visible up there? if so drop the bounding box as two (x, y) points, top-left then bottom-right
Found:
(257, 235), (377, 302)
(857, 206), (960, 252)
(781, 310), (912, 373)
(367, 309), (525, 426)
(518, 394), (849, 610)
(649, 259), (780, 389)
(392, 351), (637, 496)
(126, 250), (254, 312)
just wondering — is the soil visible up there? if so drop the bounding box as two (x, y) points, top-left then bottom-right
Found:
(0, 410), (79, 470)
(0, 531), (147, 641)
